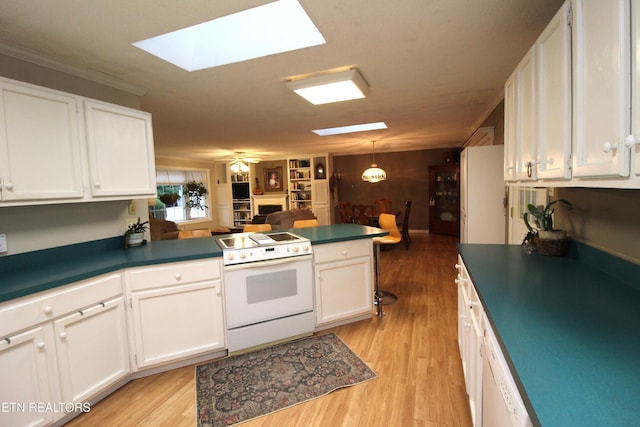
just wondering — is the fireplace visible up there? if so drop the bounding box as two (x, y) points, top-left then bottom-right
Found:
(253, 194), (289, 216)
(259, 204), (282, 215)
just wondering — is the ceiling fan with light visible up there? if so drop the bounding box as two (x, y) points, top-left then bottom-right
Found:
(226, 152), (261, 173)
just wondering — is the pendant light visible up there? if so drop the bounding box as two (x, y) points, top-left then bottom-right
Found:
(362, 140), (387, 183)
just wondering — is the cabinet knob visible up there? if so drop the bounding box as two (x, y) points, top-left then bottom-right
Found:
(341, 250), (348, 256)
(59, 332), (67, 340)
(94, 182), (101, 188)
(602, 141), (618, 153)
(37, 342), (45, 350)
(215, 286), (221, 296)
(625, 134), (640, 148)
(4, 182), (13, 190)
(175, 273), (182, 280)
(43, 306), (53, 315)
(454, 263), (461, 269)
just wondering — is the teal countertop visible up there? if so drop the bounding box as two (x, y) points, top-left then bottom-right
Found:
(0, 224), (385, 303)
(458, 243), (640, 427)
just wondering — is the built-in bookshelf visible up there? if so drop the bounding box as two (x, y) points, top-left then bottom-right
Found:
(288, 158), (313, 210)
(231, 171), (252, 227)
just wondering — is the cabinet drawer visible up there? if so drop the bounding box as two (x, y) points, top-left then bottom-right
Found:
(126, 259), (221, 291)
(0, 273), (122, 338)
(313, 240), (371, 264)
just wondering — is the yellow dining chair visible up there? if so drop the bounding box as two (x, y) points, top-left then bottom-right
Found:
(243, 224), (272, 232)
(372, 213), (401, 316)
(293, 219), (319, 228)
(177, 229), (211, 239)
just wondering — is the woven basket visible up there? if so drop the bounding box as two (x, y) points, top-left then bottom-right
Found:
(534, 236), (569, 256)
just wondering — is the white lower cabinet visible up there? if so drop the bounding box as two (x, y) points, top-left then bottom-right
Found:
(54, 297), (129, 403)
(126, 259), (225, 370)
(0, 325), (57, 427)
(0, 272), (127, 426)
(313, 240), (373, 328)
(456, 256), (484, 427)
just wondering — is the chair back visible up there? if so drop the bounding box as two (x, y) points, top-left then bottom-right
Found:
(373, 199), (392, 216)
(177, 229), (211, 239)
(293, 219), (319, 228)
(338, 201), (354, 223)
(401, 200), (412, 248)
(402, 200), (412, 231)
(243, 224), (272, 232)
(378, 213), (402, 240)
(352, 204), (374, 225)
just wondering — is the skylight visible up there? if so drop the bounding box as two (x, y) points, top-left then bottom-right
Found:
(312, 122), (388, 136)
(132, 0), (325, 71)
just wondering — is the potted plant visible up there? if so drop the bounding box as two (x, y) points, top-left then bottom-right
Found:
(523, 199), (572, 255)
(124, 217), (149, 247)
(183, 180), (208, 211)
(159, 192), (180, 207)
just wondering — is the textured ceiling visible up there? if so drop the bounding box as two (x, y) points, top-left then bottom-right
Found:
(0, 0), (564, 161)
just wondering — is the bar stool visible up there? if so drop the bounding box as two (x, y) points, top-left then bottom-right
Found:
(372, 213), (401, 316)
(243, 224), (272, 232)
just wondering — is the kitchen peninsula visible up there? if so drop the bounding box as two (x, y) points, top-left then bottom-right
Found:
(458, 243), (640, 427)
(0, 224), (386, 427)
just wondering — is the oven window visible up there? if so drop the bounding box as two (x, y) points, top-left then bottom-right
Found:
(246, 269), (298, 304)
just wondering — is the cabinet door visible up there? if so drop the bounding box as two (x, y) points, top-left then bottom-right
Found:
(54, 297), (129, 403)
(315, 257), (372, 326)
(129, 280), (225, 369)
(536, 2), (572, 180)
(572, 0), (631, 178)
(0, 326), (56, 427)
(629, 0), (640, 178)
(514, 49), (538, 181)
(0, 80), (83, 202)
(312, 179), (330, 225)
(428, 165), (460, 236)
(504, 74), (518, 181)
(84, 100), (156, 197)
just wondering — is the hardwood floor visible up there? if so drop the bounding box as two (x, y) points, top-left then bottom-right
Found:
(66, 233), (471, 427)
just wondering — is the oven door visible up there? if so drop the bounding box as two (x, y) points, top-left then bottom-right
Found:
(224, 255), (313, 329)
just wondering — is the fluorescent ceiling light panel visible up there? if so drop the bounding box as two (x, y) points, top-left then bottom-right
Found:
(287, 69), (369, 104)
(132, 0), (325, 71)
(313, 122), (387, 136)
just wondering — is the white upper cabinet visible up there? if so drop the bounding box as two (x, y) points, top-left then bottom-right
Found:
(572, 0), (631, 178)
(0, 76), (157, 206)
(513, 49), (538, 181)
(504, 75), (517, 181)
(536, 2), (572, 180)
(84, 100), (156, 197)
(504, 2), (572, 182)
(0, 79), (84, 201)
(628, 0), (640, 178)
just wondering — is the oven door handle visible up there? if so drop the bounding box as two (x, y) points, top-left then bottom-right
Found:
(225, 254), (313, 271)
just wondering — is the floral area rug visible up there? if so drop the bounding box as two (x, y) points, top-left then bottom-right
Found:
(195, 333), (377, 427)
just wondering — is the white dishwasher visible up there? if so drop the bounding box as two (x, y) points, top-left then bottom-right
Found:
(482, 320), (533, 427)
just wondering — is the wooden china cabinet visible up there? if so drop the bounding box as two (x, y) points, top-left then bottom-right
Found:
(428, 164), (460, 237)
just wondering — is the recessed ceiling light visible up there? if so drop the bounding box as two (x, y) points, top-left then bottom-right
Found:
(132, 0), (325, 71)
(286, 69), (369, 104)
(312, 122), (388, 136)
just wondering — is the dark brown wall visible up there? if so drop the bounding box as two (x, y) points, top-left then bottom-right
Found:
(333, 148), (458, 230)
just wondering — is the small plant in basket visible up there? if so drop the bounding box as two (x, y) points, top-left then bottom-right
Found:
(523, 199), (572, 255)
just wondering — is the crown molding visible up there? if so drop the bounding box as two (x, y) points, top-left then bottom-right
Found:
(0, 40), (148, 96)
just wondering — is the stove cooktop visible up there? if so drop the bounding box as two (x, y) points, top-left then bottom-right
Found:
(217, 231), (311, 265)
